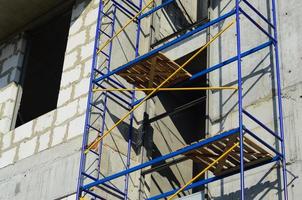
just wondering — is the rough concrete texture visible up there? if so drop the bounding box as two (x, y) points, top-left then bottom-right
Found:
(206, 0), (302, 199)
(0, 83), (19, 134)
(0, 0), (301, 199)
(0, 0), (147, 199)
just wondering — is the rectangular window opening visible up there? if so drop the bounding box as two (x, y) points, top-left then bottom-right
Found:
(15, 9), (72, 127)
(147, 48), (208, 197)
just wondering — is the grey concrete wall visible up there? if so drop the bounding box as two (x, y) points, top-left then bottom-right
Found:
(206, 0), (302, 199)
(143, 0), (209, 197)
(151, 0), (207, 46)
(0, 0), (150, 199)
(0, 34), (25, 88)
(0, 0), (301, 200)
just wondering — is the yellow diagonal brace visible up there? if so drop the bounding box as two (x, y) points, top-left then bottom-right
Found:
(84, 20), (235, 154)
(97, 0), (155, 54)
(167, 142), (240, 200)
(92, 86), (238, 92)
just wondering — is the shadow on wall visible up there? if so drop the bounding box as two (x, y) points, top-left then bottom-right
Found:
(211, 165), (283, 200)
(152, 0), (208, 47)
(106, 108), (141, 155)
(149, 145), (190, 197)
(140, 49), (207, 197)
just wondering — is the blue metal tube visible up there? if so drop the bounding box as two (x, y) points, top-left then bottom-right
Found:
(93, 10), (236, 83)
(112, 0), (136, 17)
(83, 189), (106, 200)
(124, 0), (143, 198)
(96, 5), (118, 188)
(242, 0), (275, 28)
(94, 82), (132, 106)
(82, 172), (126, 196)
(131, 41), (273, 107)
(96, 70), (133, 91)
(76, 1), (104, 199)
(190, 41), (272, 81)
(147, 156), (280, 200)
(235, 3), (245, 200)
(242, 109), (282, 141)
(244, 127), (282, 157)
(271, 0), (288, 199)
(123, 0), (140, 10)
(138, 0), (175, 20)
(82, 128), (239, 190)
(240, 8), (276, 43)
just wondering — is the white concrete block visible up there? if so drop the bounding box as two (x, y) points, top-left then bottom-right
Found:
(66, 30), (86, 53)
(55, 100), (78, 125)
(0, 83), (18, 104)
(77, 96), (88, 114)
(89, 23), (97, 40)
(16, 38), (26, 52)
(13, 121), (33, 143)
(18, 136), (37, 160)
(0, 147), (16, 168)
(52, 125), (67, 146)
(83, 59), (92, 77)
(73, 77), (90, 99)
(57, 86), (73, 107)
(69, 17), (83, 35)
(92, 0), (99, 6)
(80, 41), (94, 61)
(2, 100), (15, 118)
(34, 111), (54, 132)
(38, 131), (51, 151)
(66, 193), (76, 200)
(2, 54), (23, 73)
(60, 67), (81, 88)
(84, 7), (98, 26)
(63, 51), (78, 71)
(67, 114), (85, 139)
(1, 131), (12, 150)
(0, 44), (14, 60)
(0, 117), (11, 134)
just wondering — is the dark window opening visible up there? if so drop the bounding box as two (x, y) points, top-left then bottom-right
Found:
(151, 0), (209, 47)
(16, 10), (72, 127)
(147, 49), (207, 196)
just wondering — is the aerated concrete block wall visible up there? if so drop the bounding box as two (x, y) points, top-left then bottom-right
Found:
(0, 0), (127, 199)
(0, 0), (301, 199)
(0, 0), (151, 199)
(0, 34), (25, 88)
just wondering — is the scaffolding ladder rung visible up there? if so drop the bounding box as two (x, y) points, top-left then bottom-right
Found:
(99, 29), (112, 38)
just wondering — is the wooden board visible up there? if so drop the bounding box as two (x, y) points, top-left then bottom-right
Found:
(117, 52), (191, 93)
(183, 134), (273, 176)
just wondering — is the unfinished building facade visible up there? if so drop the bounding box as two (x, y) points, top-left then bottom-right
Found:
(0, 0), (301, 200)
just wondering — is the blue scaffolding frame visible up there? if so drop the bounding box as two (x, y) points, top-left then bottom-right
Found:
(76, 0), (288, 199)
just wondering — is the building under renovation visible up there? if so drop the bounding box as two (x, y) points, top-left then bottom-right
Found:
(0, 0), (301, 199)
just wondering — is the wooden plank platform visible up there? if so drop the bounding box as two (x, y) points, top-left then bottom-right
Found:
(117, 52), (191, 93)
(183, 134), (273, 176)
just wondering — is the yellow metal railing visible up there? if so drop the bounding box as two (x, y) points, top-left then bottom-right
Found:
(93, 86), (238, 92)
(167, 142), (240, 200)
(84, 20), (235, 154)
(97, 0), (156, 54)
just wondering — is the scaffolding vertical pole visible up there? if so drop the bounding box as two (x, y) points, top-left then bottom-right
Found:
(235, 0), (245, 199)
(124, 1), (143, 199)
(96, 0), (117, 185)
(76, 1), (104, 199)
(271, 0), (288, 199)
